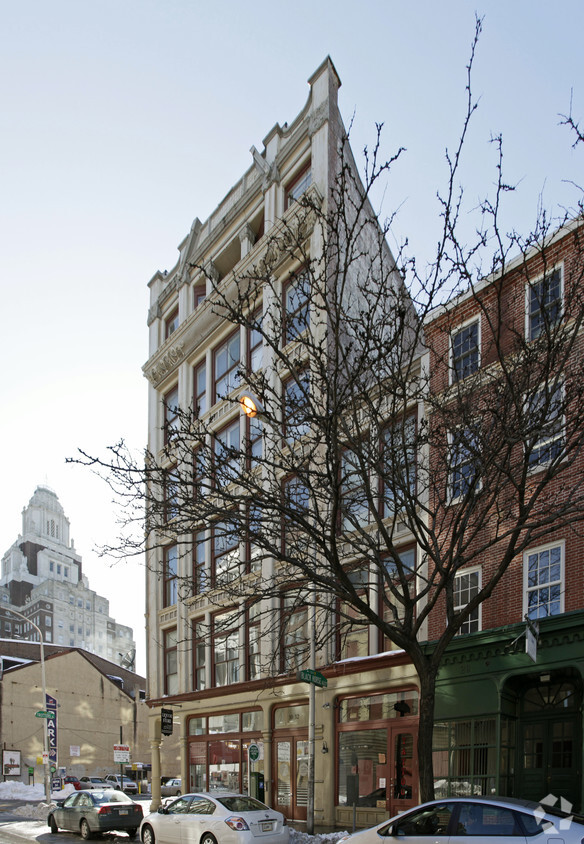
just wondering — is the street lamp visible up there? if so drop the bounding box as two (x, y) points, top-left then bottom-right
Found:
(239, 392), (264, 419)
(6, 608), (51, 805)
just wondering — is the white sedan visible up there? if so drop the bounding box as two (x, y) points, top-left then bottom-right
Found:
(140, 792), (289, 844)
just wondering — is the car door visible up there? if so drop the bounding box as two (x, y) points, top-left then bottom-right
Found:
(181, 797), (217, 844)
(56, 792), (82, 831)
(158, 796), (193, 844)
(448, 802), (527, 844)
(385, 801), (456, 844)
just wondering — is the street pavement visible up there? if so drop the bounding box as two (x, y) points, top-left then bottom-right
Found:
(0, 800), (148, 842)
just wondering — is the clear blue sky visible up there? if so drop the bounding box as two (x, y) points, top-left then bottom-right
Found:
(1, 0), (582, 675)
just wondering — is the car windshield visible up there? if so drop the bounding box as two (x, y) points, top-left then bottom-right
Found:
(93, 791), (132, 804)
(217, 796), (268, 812)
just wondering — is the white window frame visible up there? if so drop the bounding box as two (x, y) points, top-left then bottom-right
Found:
(448, 426), (480, 501)
(525, 264), (563, 341)
(450, 315), (481, 384)
(525, 380), (564, 469)
(453, 567), (482, 634)
(523, 540), (564, 619)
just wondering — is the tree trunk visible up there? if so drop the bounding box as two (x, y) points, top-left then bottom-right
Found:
(416, 662), (438, 803)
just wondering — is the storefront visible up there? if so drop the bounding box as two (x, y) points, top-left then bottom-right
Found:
(431, 611), (584, 811)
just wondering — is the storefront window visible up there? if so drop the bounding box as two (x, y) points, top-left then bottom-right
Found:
(339, 690), (418, 723)
(433, 718), (497, 797)
(189, 718), (206, 736)
(274, 704), (308, 729)
(243, 710), (264, 731)
(187, 710), (263, 794)
(209, 739), (241, 791)
(338, 728), (387, 805)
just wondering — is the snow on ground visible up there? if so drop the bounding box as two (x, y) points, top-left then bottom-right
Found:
(0, 781), (351, 842)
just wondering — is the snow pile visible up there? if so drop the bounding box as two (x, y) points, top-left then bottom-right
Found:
(0, 780), (75, 819)
(290, 831), (349, 844)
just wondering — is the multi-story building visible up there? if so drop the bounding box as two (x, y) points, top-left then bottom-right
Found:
(0, 485), (135, 667)
(424, 220), (584, 810)
(143, 54), (584, 825)
(143, 57), (421, 829)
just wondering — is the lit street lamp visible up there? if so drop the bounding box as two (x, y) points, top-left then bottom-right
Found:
(5, 608), (51, 805)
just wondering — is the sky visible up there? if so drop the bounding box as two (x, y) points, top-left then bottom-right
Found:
(1, 0), (582, 677)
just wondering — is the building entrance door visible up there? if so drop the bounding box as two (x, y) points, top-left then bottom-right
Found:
(519, 716), (579, 807)
(387, 725), (418, 817)
(273, 737), (308, 821)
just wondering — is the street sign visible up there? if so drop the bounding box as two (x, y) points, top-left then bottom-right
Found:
(161, 708), (174, 736)
(35, 711), (51, 718)
(296, 669), (327, 688)
(114, 744), (131, 763)
(248, 742), (260, 762)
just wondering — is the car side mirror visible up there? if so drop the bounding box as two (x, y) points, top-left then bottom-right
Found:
(158, 807), (168, 814)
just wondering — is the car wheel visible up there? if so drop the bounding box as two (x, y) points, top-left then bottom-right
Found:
(141, 824), (156, 844)
(201, 834), (217, 844)
(80, 818), (92, 840)
(49, 815), (58, 834)
(175, 790), (181, 796)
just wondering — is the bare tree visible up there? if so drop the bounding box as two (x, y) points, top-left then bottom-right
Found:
(72, 21), (584, 802)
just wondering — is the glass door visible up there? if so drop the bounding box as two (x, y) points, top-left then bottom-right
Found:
(274, 737), (308, 821)
(388, 726), (418, 817)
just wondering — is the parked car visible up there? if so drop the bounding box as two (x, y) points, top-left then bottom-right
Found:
(339, 796), (584, 844)
(105, 774), (139, 794)
(160, 776), (182, 796)
(47, 788), (143, 840)
(79, 776), (113, 790)
(63, 775), (82, 790)
(140, 792), (289, 844)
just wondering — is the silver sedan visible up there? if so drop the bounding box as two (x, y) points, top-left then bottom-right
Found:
(140, 792), (289, 844)
(339, 795), (584, 844)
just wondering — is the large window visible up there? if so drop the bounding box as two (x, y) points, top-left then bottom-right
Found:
(451, 320), (479, 381)
(213, 610), (239, 687)
(214, 419), (241, 486)
(188, 710), (264, 795)
(193, 619), (206, 691)
(281, 593), (309, 672)
(163, 545), (178, 607)
(214, 332), (241, 402)
(527, 382), (564, 467)
(163, 385), (179, 443)
(164, 466), (179, 522)
(380, 547), (415, 650)
(165, 307), (179, 339)
(193, 529), (207, 595)
(283, 272), (310, 344)
(164, 628), (178, 695)
(528, 267), (562, 340)
(283, 371), (310, 442)
(285, 164), (312, 209)
(341, 449), (369, 529)
(246, 416), (262, 468)
(247, 602), (261, 681)
(524, 542), (563, 619)
(449, 427), (478, 500)
(194, 362), (207, 418)
(383, 416), (416, 518)
(212, 521), (239, 586)
(454, 568), (481, 634)
(248, 313), (263, 373)
(433, 718), (497, 797)
(282, 476), (310, 558)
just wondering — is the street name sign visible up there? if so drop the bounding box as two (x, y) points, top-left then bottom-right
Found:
(296, 669), (327, 688)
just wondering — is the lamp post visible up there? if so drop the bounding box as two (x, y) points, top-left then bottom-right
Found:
(6, 608), (51, 805)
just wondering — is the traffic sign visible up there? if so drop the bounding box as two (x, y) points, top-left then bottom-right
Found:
(296, 669), (327, 688)
(114, 744), (131, 763)
(248, 743), (260, 762)
(35, 710), (52, 718)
